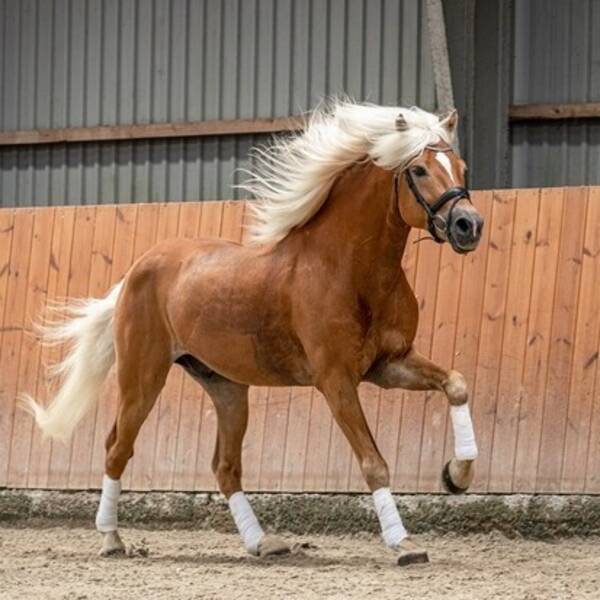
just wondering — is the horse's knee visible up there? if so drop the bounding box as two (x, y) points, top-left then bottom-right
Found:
(214, 459), (242, 497)
(361, 456), (390, 491)
(444, 370), (468, 406)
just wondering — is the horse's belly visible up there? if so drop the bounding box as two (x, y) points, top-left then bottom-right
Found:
(184, 329), (312, 387)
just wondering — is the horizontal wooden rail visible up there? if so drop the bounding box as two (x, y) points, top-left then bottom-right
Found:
(509, 102), (600, 122)
(0, 115), (306, 146)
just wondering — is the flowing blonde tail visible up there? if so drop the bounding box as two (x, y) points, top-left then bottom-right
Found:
(21, 282), (123, 441)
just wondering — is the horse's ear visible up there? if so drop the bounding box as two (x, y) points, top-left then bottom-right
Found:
(395, 114), (409, 131)
(439, 109), (458, 136)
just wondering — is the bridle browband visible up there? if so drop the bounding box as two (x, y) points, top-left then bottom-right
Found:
(395, 147), (471, 245)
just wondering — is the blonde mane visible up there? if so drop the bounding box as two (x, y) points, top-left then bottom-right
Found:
(239, 99), (455, 244)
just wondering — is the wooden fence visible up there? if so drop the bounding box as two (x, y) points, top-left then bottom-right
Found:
(1, 188), (599, 494)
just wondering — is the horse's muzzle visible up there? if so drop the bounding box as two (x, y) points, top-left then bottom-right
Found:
(448, 208), (483, 253)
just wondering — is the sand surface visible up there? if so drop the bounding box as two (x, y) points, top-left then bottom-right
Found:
(1, 526), (599, 599)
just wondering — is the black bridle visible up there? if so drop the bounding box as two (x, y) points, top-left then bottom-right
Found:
(397, 153), (471, 246)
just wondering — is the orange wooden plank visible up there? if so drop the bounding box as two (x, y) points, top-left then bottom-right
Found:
(302, 389), (334, 491)
(469, 190), (517, 492)
(240, 201), (254, 244)
(0, 208), (15, 404)
(171, 203), (208, 491)
(418, 239), (466, 492)
(220, 201), (245, 243)
(281, 386), (313, 491)
(0, 209), (36, 486)
(562, 188), (600, 492)
(81, 205), (118, 488)
(62, 206), (117, 489)
(164, 203), (203, 490)
(440, 191), (494, 493)
(411, 238), (443, 492)
(88, 205), (139, 489)
(259, 386), (293, 491)
(7, 208), (56, 487)
(536, 187), (587, 491)
(488, 188), (540, 492)
(585, 317), (600, 493)
(512, 188), (565, 491)
(108, 205), (140, 282)
(325, 396), (356, 492)
(149, 203), (183, 490)
(0, 210), (16, 328)
(50, 206), (97, 489)
(193, 203), (227, 490)
(0, 208), (15, 488)
(126, 204), (161, 490)
(198, 201), (224, 238)
(28, 208), (77, 489)
(244, 386), (270, 491)
(389, 232), (420, 492)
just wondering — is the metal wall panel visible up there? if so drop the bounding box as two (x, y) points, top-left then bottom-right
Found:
(511, 0), (600, 187)
(0, 0), (436, 206)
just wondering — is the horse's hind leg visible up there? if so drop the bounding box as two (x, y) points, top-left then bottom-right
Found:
(96, 327), (171, 557)
(195, 372), (290, 558)
(367, 347), (478, 492)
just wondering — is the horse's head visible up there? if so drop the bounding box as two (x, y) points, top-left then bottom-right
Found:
(396, 111), (483, 254)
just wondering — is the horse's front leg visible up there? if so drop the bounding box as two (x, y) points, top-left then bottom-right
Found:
(318, 371), (429, 566)
(366, 347), (478, 492)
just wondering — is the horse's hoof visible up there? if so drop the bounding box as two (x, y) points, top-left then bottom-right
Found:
(257, 535), (291, 558)
(441, 459), (471, 494)
(98, 530), (126, 557)
(396, 537), (429, 567)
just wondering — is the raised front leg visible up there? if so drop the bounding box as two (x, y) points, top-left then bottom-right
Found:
(318, 371), (428, 566)
(366, 347), (478, 492)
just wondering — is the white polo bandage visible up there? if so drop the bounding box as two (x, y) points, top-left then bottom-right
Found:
(95, 475), (121, 533)
(450, 403), (478, 460)
(228, 491), (265, 555)
(372, 487), (407, 548)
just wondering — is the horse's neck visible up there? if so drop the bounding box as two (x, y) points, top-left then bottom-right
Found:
(283, 162), (411, 296)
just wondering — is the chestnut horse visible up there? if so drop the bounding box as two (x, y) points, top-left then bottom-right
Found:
(24, 100), (483, 566)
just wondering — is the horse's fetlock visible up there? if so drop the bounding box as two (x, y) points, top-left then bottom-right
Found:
(362, 457), (389, 490)
(215, 460), (242, 493)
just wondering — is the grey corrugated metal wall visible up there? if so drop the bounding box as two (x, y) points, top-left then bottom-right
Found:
(511, 0), (600, 187)
(0, 0), (436, 207)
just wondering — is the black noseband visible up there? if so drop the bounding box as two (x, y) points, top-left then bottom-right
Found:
(402, 168), (471, 245)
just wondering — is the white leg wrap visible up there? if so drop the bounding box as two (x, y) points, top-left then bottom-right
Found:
(95, 475), (121, 533)
(450, 403), (478, 460)
(228, 491), (265, 556)
(372, 487), (407, 548)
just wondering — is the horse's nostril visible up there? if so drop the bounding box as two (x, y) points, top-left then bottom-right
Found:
(455, 217), (471, 235)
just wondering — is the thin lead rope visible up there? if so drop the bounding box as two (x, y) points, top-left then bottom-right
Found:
(412, 234), (438, 245)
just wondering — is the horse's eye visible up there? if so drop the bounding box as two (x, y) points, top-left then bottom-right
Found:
(412, 166), (427, 177)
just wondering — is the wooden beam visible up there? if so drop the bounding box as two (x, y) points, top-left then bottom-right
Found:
(425, 0), (460, 148)
(509, 102), (600, 122)
(0, 115), (306, 146)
